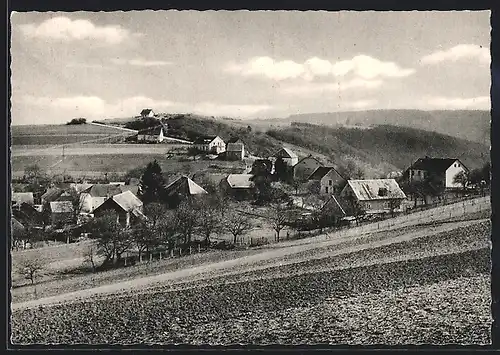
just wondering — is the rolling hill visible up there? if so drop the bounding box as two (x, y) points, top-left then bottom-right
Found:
(249, 110), (490, 146)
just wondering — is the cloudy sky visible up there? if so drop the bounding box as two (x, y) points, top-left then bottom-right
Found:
(11, 11), (490, 125)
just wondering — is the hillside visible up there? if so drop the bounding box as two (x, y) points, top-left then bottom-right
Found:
(267, 123), (489, 177)
(252, 110), (490, 146)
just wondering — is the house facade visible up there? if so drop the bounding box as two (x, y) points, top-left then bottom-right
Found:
(137, 126), (165, 143)
(49, 201), (74, 226)
(11, 192), (34, 206)
(93, 190), (144, 228)
(226, 142), (245, 160)
(273, 147), (299, 166)
(407, 157), (469, 189)
(194, 136), (226, 154)
(307, 167), (346, 195)
(140, 108), (155, 118)
(340, 179), (407, 215)
(293, 155), (324, 181)
(79, 184), (123, 214)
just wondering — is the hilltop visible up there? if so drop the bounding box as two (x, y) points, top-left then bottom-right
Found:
(247, 110), (490, 146)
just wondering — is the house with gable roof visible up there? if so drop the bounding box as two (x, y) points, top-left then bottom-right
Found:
(272, 147), (298, 166)
(193, 135), (226, 154)
(406, 157), (469, 189)
(340, 179), (406, 215)
(140, 108), (155, 118)
(93, 190), (145, 228)
(220, 174), (255, 200)
(293, 155), (324, 181)
(307, 166), (346, 195)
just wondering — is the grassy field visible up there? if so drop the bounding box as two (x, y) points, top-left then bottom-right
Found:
(11, 124), (135, 146)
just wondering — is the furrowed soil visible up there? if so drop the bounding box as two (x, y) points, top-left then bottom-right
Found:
(11, 218), (491, 345)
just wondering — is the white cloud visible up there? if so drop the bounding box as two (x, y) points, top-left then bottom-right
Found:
(226, 55), (414, 81)
(425, 96), (490, 110)
(420, 44), (490, 65)
(110, 58), (173, 67)
(281, 78), (383, 96)
(19, 95), (272, 120)
(19, 17), (133, 44)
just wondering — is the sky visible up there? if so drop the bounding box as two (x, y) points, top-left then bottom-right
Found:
(10, 11), (491, 125)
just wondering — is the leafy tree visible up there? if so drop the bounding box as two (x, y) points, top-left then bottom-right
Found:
(82, 244), (98, 272)
(223, 209), (253, 244)
(453, 171), (469, 192)
(340, 160), (365, 179)
(187, 147), (201, 161)
(87, 211), (132, 268)
(16, 253), (46, 298)
(274, 157), (290, 182)
(139, 160), (166, 204)
(67, 118), (87, 125)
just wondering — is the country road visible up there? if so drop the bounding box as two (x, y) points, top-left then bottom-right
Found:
(11, 196), (490, 311)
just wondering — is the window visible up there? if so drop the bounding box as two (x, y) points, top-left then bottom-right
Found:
(329, 180), (333, 186)
(417, 171), (421, 177)
(325, 186), (329, 193)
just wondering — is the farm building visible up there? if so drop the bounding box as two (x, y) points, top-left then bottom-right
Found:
(273, 147), (299, 166)
(293, 155), (324, 181)
(93, 190), (145, 228)
(41, 187), (65, 205)
(226, 141), (245, 161)
(406, 157), (469, 189)
(140, 108), (155, 118)
(164, 176), (208, 206)
(12, 202), (44, 227)
(49, 201), (75, 226)
(194, 136), (226, 154)
(79, 184), (123, 214)
(220, 174), (255, 200)
(340, 179), (406, 215)
(11, 192), (34, 206)
(307, 167), (346, 195)
(137, 125), (166, 143)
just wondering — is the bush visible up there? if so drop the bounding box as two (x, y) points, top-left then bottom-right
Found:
(66, 118), (87, 125)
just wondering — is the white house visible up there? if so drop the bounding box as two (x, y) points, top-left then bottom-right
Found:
(407, 157), (469, 189)
(194, 136), (226, 154)
(140, 108), (155, 118)
(340, 179), (407, 215)
(307, 167), (346, 195)
(226, 142), (245, 160)
(137, 125), (165, 143)
(273, 147), (299, 166)
(293, 155), (324, 181)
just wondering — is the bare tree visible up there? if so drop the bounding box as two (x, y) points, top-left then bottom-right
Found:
(266, 203), (290, 242)
(193, 195), (222, 244)
(83, 244), (98, 272)
(16, 254), (46, 298)
(223, 209), (253, 244)
(175, 199), (198, 244)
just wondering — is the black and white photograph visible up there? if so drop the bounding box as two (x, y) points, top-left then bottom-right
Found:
(9, 10), (492, 345)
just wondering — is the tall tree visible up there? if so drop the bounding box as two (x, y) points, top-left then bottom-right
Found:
(139, 160), (166, 204)
(223, 209), (253, 244)
(193, 195), (222, 244)
(174, 199), (198, 244)
(265, 203), (290, 242)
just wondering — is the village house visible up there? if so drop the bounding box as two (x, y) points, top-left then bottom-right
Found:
(406, 157), (469, 189)
(79, 184), (139, 214)
(11, 192), (34, 206)
(226, 138), (245, 161)
(49, 201), (75, 226)
(293, 155), (324, 181)
(340, 179), (407, 215)
(137, 125), (166, 143)
(307, 167), (346, 195)
(164, 176), (208, 206)
(140, 108), (155, 118)
(220, 174), (255, 200)
(193, 136), (226, 154)
(272, 147), (299, 166)
(93, 190), (145, 228)
(12, 201), (44, 227)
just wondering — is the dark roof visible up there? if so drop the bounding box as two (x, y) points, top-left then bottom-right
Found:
(227, 137), (243, 144)
(138, 126), (163, 135)
(140, 108), (153, 115)
(193, 136), (219, 145)
(82, 184), (122, 197)
(41, 187), (64, 202)
(294, 155), (323, 167)
(164, 176), (208, 196)
(308, 167), (344, 181)
(273, 147), (298, 159)
(409, 157), (465, 173)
